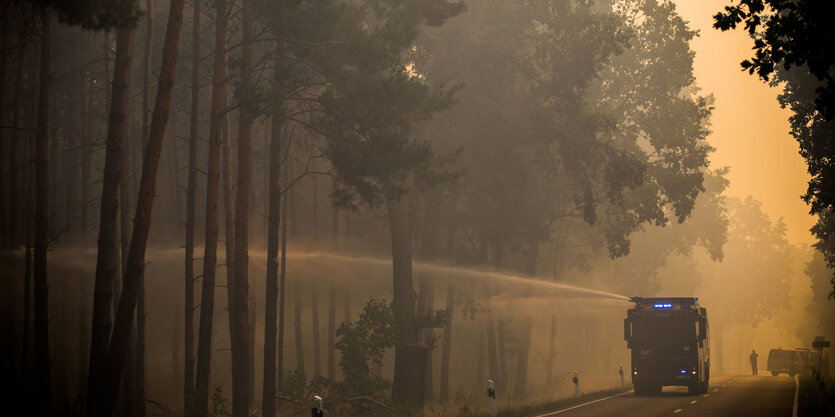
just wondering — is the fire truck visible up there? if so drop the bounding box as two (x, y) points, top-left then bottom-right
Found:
(624, 297), (709, 395)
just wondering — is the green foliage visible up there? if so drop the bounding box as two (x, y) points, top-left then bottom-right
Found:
(714, 0), (835, 120)
(454, 293), (481, 320)
(210, 387), (226, 417)
(453, 387), (477, 417)
(283, 369), (309, 402)
(335, 298), (397, 397)
(709, 196), (795, 325)
(415, 0), (714, 268)
(776, 67), (835, 296)
(253, 0), (465, 208)
(334, 298), (446, 397)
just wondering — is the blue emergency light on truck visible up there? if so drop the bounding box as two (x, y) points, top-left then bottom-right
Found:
(624, 297), (710, 395)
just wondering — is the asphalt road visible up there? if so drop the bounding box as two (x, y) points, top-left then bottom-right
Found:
(533, 375), (798, 417)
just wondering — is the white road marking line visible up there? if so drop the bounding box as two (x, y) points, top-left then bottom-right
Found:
(793, 374), (799, 417)
(702, 394), (709, 398)
(712, 389), (719, 392)
(673, 409), (683, 414)
(689, 400), (697, 404)
(721, 384), (727, 387)
(532, 391), (632, 417)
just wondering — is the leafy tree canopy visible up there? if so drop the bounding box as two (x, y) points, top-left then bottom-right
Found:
(714, 0), (835, 120)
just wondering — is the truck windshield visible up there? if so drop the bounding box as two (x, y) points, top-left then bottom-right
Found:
(632, 316), (697, 344)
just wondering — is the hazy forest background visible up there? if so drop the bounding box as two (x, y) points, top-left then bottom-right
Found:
(0, 0), (833, 416)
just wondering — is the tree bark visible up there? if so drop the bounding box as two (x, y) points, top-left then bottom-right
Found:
(311, 284), (322, 377)
(525, 239), (539, 277)
(87, 22), (135, 416)
(331, 204), (339, 251)
(182, 0), (199, 408)
(262, 45), (283, 417)
(387, 192), (426, 406)
(439, 284), (454, 402)
(311, 161), (318, 242)
(276, 158), (289, 396)
(497, 318), (508, 389)
(249, 297), (255, 408)
(92, 0), (186, 415)
(133, 3), (154, 415)
(80, 76), (92, 241)
(486, 313), (500, 395)
(77, 272), (89, 401)
(34, 9), (53, 408)
(423, 280), (434, 400)
(546, 314), (556, 385)
(22, 116), (35, 384)
(512, 317), (531, 400)
(294, 276), (304, 374)
(476, 316), (484, 387)
(194, 0), (227, 413)
(221, 41), (236, 408)
(231, 1), (254, 415)
(327, 286), (336, 381)
(419, 191), (438, 262)
(9, 44), (24, 247)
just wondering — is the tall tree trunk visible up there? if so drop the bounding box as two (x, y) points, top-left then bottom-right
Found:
(249, 297), (255, 409)
(546, 314), (556, 385)
(387, 192), (426, 407)
(525, 239), (539, 277)
(327, 287), (336, 381)
(331, 204), (338, 251)
(439, 284), (454, 403)
(476, 316), (484, 388)
(80, 76), (92, 241)
(77, 272), (89, 402)
(171, 291), (181, 394)
(134, 0), (153, 394)
(221, 46), (236, 407)
(497, 319), (508, 389)
(311, 163), (318, 242)
(261, 46), (283, 417)
(132, 2), (154, 411)
(486, 313), (500, 395)
(423, 280), (434, 400)
(194, 0), (226, 413)
(0, 12), (8, 246)
(9, 45), (24, 247)
(276, 158), (289, 396)
(33, 9), (53, 408)
(87, 22), (135, 416)
(294, 276), (304, 374)
(64, 83), (78, 243)
(311, 284), (321, 377)
(231, 1), (254, 415)
(93, 0), (186, 415)
(419, 191), (438, 262)
(512, 317), (531, 400)
(183, 0), (201, 409)
(115, 16), (136, 413)
(22, 119), (35, 385)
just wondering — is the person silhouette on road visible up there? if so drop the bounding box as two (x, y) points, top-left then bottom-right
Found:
(749, 349), (759, 376)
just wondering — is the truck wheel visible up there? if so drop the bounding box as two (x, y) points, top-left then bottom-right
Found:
(771, 371), (779, 376)
(688, 382), (700, 395)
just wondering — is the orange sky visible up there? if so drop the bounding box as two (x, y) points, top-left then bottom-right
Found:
(673, 0), (815, 247)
